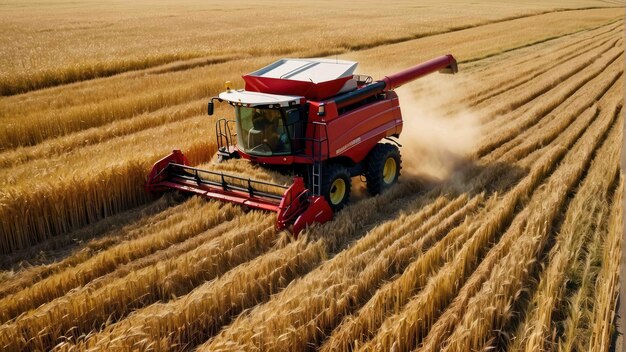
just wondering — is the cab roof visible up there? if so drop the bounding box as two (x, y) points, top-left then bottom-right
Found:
(218, 89), (302, 107)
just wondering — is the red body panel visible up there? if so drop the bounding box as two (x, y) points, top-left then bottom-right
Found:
(292, 196), (333, 234)
(145, 150), (189, 193)
(324, 92), (401, 163)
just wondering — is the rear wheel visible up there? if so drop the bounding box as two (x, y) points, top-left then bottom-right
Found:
(365, 143), (401, 195)
(321, 164), (351, 211)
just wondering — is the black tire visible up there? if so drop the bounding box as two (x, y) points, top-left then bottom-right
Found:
(365, 143), (401, 195)
(321, 164), (351, 212)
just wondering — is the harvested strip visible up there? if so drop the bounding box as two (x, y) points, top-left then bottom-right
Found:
(558, 190), (613, 352)
(439, 75), (621, 352)
(488, 50), (621, 163)
(321, 194), (489, 352)
(0, 200), (241, 324)
(466, 23), (622, 107)
(202, 195), (486, 350)
(418, 206), (530, 352)
(476, 43), (621, 157)
(418, 76), (623, 352)
(360, 143), (568, 351)
(66, 239), (327, 350)
(588, 177), (623, 352)
(0, 212), (275, 352)
(0, 194), (177, 297)
(510, 108), (621, 352)
(473, 35), (620, 124)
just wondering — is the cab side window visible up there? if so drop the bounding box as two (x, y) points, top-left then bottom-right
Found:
(285, 108), (305, 151)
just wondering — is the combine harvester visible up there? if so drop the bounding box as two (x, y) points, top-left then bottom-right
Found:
(146, 55), (458, 234)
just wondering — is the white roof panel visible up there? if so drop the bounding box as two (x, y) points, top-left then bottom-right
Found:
(219, 89), (302, 107)
(248, 58), (358, 84)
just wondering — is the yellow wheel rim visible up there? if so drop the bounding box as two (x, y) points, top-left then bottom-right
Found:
(329, 178), (346, 205)
(383, 157), (397, 184)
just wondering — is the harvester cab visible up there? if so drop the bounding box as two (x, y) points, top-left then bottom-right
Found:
(147, 55), (458, 235)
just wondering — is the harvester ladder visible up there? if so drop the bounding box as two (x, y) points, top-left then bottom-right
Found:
(312, 159), (322, 196)
(310, 121), (329, 197)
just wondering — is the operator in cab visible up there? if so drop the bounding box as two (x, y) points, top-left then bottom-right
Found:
(251, 108), (290, 154)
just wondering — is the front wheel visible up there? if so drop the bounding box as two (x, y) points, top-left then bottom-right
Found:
(365, 143), (401, 195)
(321, 164), (351, 212)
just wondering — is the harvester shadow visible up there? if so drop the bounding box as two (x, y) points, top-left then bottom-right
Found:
(322, 156), (527, 254)
(413, 155), (529, 199)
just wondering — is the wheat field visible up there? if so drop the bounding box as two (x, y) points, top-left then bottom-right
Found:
(0, 1), (624, 351)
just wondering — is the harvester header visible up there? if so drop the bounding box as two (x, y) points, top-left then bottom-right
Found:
(147, 54), (458, 235)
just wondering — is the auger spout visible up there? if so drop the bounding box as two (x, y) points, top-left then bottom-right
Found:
(381, 54), (458, 91)
(332, 54), (457, 109)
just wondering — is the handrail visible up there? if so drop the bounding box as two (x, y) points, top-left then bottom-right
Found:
(215, 118), (237, 152)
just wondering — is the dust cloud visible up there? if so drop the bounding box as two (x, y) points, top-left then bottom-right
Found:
(396, 76), (481, 182)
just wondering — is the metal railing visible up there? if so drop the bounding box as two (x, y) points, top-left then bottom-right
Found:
(216, 118), (237, 152)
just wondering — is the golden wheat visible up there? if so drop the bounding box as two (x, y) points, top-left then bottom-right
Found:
(0, 199), (242, 324)
(63, 238), (326, 350)
(1, 1), (613, 96)
(509, 108), (621, 352)
(588, 177), (623, 352)
(0, 194), (177, 298)
(440, 74), (622, 352)
(0, 4), (623, 352)
(0, 212), (275, 351)
(478, 42), (622, 159)
(0, 5), (620, 259)
(359, 143), (569, 351)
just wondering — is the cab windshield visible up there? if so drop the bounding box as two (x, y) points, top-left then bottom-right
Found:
(235, 106), (292, 156)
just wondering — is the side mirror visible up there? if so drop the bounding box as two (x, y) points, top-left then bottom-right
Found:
(207, 101), (214, 116)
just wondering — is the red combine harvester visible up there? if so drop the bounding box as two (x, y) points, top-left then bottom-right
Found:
(146, 55), (458, 234)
